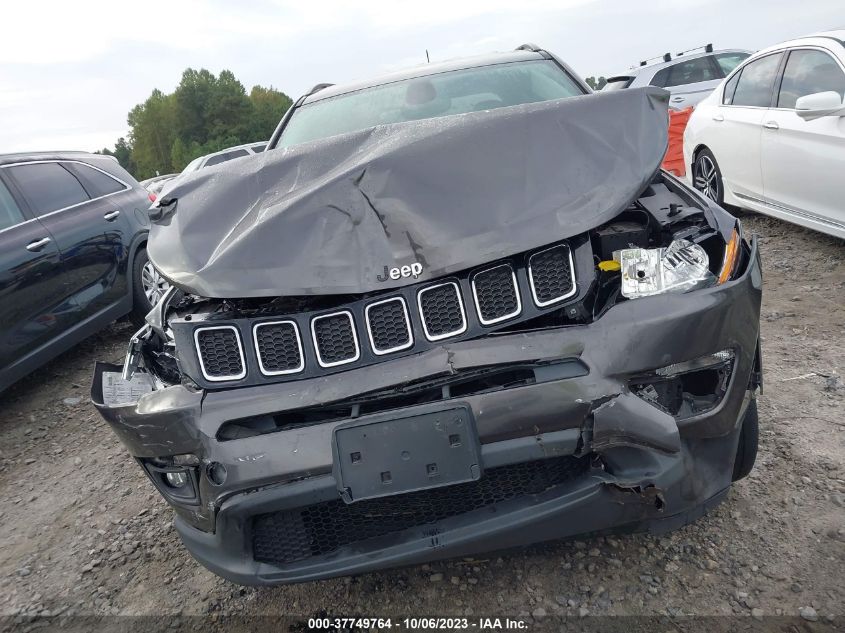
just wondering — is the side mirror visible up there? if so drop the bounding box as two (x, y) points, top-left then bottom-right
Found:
(795, 91), (845, 120)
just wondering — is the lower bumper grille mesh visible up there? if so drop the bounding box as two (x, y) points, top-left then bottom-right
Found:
(252, 455), (589, 566)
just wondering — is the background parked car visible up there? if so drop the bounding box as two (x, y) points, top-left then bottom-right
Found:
(179, 141), (267, 175)
(683, 30), (845, 239)
(0, 152), (161, 392)
(603, 45), (751, 109)
(139, 173), (178, 200)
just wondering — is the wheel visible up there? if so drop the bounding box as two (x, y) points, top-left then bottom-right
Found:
(732, 399), (759, 482)
(692, 147), (724, 206)
(129, 247), (170, 328)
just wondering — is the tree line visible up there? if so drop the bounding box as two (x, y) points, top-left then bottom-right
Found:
(98, 68), (293, 180)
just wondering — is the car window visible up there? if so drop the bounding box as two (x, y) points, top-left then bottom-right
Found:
(601, 77), (633, 91)
(730, 53), (782, 107)
(279, 60), (585, 148)
(205, 149), (250, 167)
(182, 156), (204, 173)
(250, 144), (266, 153)
(714, 52), (751, 76)
(69, 163), (127, 197)
(0, 179), (25, 231)
(7, 162), (90, 216)
(777, 49), (845, 109)
(651, 57), (719, 88)
(722, 72), (741, 104)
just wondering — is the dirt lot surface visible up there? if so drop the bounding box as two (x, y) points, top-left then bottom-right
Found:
(1, 214), (843, 627)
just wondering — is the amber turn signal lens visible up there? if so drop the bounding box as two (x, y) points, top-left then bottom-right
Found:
(718, 229), (740, 285)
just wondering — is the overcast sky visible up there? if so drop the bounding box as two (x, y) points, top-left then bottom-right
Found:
(1, 0), (842, 153)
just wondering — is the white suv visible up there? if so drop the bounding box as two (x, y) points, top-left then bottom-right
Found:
(181, 141), (267, 174)
(602, 46), (751, 109)
(683, 31), (845, 239)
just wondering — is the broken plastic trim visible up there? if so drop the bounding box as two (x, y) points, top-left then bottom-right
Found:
(655, 349), (735, 377)
(122, 324), (152, 380)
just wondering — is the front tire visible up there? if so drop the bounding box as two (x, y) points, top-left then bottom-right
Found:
(732, 399), (759, 482)
(692, 147), (724, 207)
(130, 247), (170, 328)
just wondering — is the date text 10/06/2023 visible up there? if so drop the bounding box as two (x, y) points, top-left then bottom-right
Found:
(307, 617), (529, 630)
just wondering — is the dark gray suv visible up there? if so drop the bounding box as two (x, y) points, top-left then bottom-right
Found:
(0, 152), (160, 392)
(93, 45), (762, 586)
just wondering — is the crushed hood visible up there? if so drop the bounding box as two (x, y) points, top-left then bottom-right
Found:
(149, 87), (669, 298)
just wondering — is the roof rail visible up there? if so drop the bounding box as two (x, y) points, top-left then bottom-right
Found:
(635, 43), (713, 68)
(675, 43), (714, 57)
(638, 52), (672, 67)
(306, 83), (334, 96)
(515, 43), (543, 53)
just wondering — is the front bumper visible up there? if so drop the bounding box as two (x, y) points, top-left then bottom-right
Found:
(92, 238), (762, 585)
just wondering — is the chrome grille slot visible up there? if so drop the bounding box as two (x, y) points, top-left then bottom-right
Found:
(194, 326), (246, 382)
(528, 244), (577, 307)
(471, 264), (521, 325)
(417, 281), (467, 341)
(253, 321), (304, 375)
(365, 297), (413, 355)
(311, 311), (360, 367)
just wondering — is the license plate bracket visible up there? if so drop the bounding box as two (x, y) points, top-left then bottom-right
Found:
(332, 407), (480, 503)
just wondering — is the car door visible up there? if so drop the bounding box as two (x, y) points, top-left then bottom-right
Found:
(761, 47), (845, 230)
(4, 160), (133, 326)
(0, 176), (65, 381)
(705, 52), (785, 201)
(652, 56), (722, 109)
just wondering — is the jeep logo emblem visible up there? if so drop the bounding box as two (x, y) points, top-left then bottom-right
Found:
(377, 262), (423, 282)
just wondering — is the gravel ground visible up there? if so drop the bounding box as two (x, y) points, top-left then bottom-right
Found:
(0, 214), (843, 627)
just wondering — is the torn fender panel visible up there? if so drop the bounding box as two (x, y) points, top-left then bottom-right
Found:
(150, 87), (670, 298)
(592, 391), (681, 454)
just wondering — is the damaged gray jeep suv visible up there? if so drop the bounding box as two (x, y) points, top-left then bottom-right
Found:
(92, 44), (762, 585)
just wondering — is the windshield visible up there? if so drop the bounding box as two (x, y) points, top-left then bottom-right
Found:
(279, 60), (585, 148)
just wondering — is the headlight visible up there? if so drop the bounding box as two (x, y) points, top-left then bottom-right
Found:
(718, 228), (741, 285)
(615, 239), (714, 299)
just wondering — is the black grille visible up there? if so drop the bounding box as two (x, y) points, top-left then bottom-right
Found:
(528, 244), (575, 306)
(252, 456), (589, 565)
(195, 327), (244, 379)
(472, 264), (520, 324)
(255, 322), (303, 374)
(367, 298), (412, 354)
(312, 312), (358, 366)
(418, 282), (465, 340)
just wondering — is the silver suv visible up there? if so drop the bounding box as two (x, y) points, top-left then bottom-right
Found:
(602, 45), (751, 109)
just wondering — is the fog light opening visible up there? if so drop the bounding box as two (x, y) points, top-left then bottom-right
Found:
(165, 471), (189, 488)
(207, 462), (227, 486)
(632, 349), (736, 419)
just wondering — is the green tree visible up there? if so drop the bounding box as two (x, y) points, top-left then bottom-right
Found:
(95, 137), (134, 173)
(105, 68), (294, 179)
(585, 76), (607, 91)
(206, 70), (253, 141)
(249, 85), (293, 140)
(127, 89), (176, 178)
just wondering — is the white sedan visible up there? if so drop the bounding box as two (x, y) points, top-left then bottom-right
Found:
(683, 30), (845, 239)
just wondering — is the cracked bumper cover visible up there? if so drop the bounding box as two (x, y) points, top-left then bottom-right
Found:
(91, 239), (761, 585)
